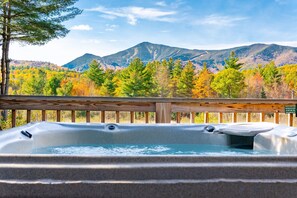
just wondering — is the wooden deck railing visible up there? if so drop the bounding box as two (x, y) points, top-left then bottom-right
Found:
(1, 96), (297, 128)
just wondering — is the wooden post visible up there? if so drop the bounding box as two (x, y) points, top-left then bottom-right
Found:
(260, 112), (265, 122)
(145, 112), (149, 123)
(288, 113), (293, 127)
(26, 110), (31, 123)
(190, 112), (195, 124)
(130, 111), (134, 123)
(42, 110), (46, 121)
(115, 111), (120, 123)
(155, 103), (171, 123)
(71, 110), (75, 123)
(218, 112), (223, 123)
(101, 111), (105, 123)
(246, 112), (251, 122)
(232, 112), (237, 123)
(204, 112), (209, 123)
(56, 110), (61, 122)
(86, 111), (90, 123)
(11, 110), (16, 128)
(176, 112), (181, 123)
(274, 112), (279, 124)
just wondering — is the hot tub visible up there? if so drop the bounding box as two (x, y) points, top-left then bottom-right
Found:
(1, 122), (297, 197)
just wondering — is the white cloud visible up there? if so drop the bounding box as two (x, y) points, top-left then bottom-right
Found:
(70, 24), (93, 31)
(155, 1), (167, 7)
(88, 6), (176, 25)
(195, 14), (247, 27)
(105, 24), (118, 31)
(100, 14), (117, 20)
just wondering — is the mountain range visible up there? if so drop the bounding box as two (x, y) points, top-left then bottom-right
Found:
(63, 42), (297, 71)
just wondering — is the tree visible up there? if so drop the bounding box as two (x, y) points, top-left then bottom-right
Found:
(0, 0), (81, 95)
(211, 68), (245, 98)
(224, 51), (243, 70)
(177, 61), (195, 97)
(99, 69), (116, 96)
(261, 61), (282, 98)
(155, 60), (170, 97)
(44, 75), (63, 95)
(21, 69), (46, 95)
(192, 62), (215, 98)
(120, 58), (152, 97)
(169, 59), (182, 97)
(86, 60), (104, 87)
(57, 79), (73, 96)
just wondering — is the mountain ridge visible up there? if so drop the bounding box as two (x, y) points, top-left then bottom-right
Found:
(62, 42), (297, 71)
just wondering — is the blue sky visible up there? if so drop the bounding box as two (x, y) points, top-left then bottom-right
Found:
(11, 0), (297, 65)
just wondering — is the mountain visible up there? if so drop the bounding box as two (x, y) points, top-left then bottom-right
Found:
(62, 42), (297, 71)
(63, 53), (103, 71)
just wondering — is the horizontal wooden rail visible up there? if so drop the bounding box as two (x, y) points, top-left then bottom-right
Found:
(1, 95), (297, 128)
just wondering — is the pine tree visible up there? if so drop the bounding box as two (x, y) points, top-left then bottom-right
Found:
(177, 61), (195, 97)
(169, 59), (183, 97)
(261, 61), (282, 98)
(99, 69), (116, 96)
(86, 60), (104, 87)
(224, 51), (243, 70)
(120, 58), (152, 97)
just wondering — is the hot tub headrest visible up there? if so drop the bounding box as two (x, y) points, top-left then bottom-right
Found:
(217, 124), (274, 137)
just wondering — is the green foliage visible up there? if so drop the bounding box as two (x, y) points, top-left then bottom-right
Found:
(57, 81), (73, 96)
(211, 68), (245, 98)
(169, 60), (183, 97)
(86, 60), (104, 87)
(224, 51), (243, 70)
(177, 61), (195, 97)
(99, 69), (116, 96)
(1, 0), (82, 45)
(261, 61), (281, 86)
(120, 58), (152, 97)
(44, 75), (63, 95)
(21, 69), (46, 95)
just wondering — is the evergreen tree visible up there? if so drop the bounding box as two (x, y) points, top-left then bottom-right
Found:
(145, 61), (158, 96)
(86, 60), (104, 87)
(211, 68), (245, 98)
(224, 51), (243, 70)
(169, 59), (183, 97)
(177, 61), (195, 97)
(120, 58), (152, 97)
(261, 61), (282, 98)
(99, 69), (116, 96)
(0, 0), (81, 95)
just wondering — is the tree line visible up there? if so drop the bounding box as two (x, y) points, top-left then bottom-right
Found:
(8, 52), (297, 99)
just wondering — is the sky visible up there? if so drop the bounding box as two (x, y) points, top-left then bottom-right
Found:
(10, 0), (297, 65)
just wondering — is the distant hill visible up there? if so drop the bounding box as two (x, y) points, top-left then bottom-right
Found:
(11, 60), (60, 69)
(62, 42), (297, 71)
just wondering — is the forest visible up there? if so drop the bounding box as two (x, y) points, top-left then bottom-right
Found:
(7, 52), (297, 99)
